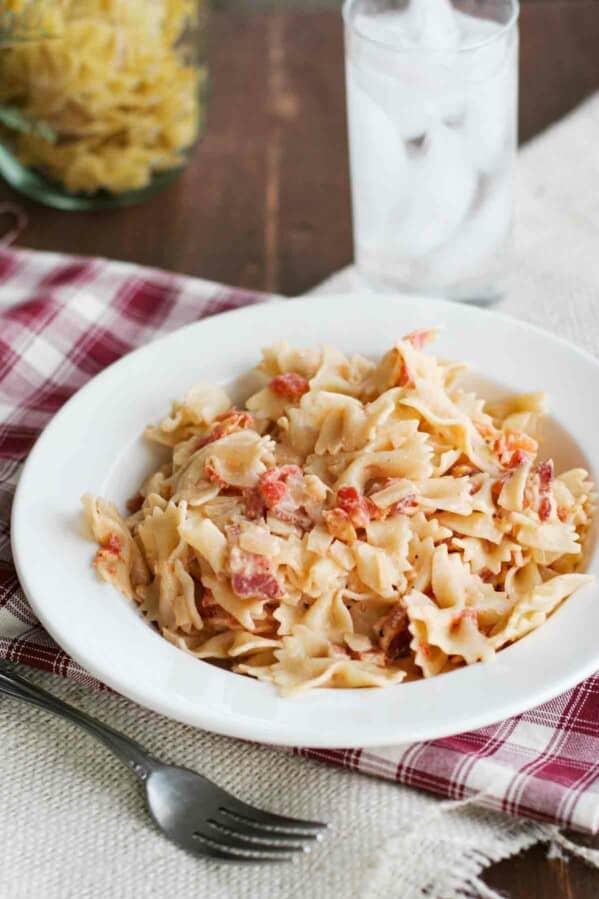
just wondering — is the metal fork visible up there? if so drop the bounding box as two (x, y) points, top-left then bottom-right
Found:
(0, 662), (327, 862)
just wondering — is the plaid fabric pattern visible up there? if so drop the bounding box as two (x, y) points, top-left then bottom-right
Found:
(1, 247), (599, 835)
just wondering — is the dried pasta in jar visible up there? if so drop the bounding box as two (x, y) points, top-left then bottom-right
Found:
(0, 0), (204, 194)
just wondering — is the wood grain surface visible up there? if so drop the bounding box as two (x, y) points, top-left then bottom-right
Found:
(1, 2), (599, 895)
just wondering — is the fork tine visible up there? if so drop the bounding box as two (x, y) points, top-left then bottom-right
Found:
(219, 798), (328, 834)
(186, 838), (289, 864)
(192, 827), (303, 860)
(208, 815), (314, 847)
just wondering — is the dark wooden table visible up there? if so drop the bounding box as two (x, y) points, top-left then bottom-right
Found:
(2, 2), (599, 895)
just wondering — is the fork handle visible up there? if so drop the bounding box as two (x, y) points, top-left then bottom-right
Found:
(0, 661), (158, 781)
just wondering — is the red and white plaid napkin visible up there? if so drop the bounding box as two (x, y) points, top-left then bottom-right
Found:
(2, 246), (599, 835)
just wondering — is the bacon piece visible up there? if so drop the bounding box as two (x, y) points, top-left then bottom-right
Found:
(538, 495), (552, 522)
(323, 508), (357, 544)
(204, 459), (228, 487)
(269, 373), (310, 400)
(536, 460), (554, 494)
(479, 568), (494, 583)
(469, 480), (482, 496)
(212, 409), (254, 439)
(375, 603), (410, 660)
(225, 523), (241, 543)
(420, 643), (432, 659)
(404, 328), (437, 350)
(493, 430), (538, 469)
(557, 506), (569, 523)
(196, 590), (242, 631)
(229, 546), (283, 600)
(231, 572), (283, 600)
(243, 488), (265, 520)
(197, 409), (254, 450)
(126, 493), (144, 514)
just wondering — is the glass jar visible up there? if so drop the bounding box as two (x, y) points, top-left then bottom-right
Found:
(0, 0), (208, 210)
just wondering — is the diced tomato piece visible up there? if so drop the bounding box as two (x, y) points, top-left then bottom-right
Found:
(323, 508), (357, 544)
(259, 476), (288, 508)
(103, 533), (122, 556)
(269, 373), (310, 400)
(557, 506), (569, 523)
(252, 466), (310, 528)
(536, 460), (554, 494)
(494, 429), (538, 469)
(336, 485), (371, 529)
(278, 464), (303, 480)
(538, 495), (552, 521)
(511, 449), (531, 468)
(420, 643), (432, 659)
(365, 496), (387, 521)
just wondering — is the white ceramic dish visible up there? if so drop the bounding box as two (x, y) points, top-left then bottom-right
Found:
(11, 294), (599, 747)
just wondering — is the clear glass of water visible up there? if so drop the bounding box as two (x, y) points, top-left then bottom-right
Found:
(343, 0), (519, 304)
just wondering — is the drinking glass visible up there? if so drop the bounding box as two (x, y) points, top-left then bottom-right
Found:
(343, 0), (519, 304)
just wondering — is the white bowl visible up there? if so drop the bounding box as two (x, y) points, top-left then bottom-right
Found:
(11, 294), (598, 747)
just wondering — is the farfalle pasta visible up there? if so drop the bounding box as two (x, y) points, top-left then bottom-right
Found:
(83, 330), (595, 695)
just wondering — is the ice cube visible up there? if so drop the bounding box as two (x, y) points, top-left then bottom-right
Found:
(352, 9), (419, 48)
(389, 121), (477, 257)
(422, 168), (513, 288)
(349, 53), (431, 140)
(407, 0), (460, 50)
(464, 67), (516, 173)
(463, 32), (517, 174)
(346, 62), (410, 245)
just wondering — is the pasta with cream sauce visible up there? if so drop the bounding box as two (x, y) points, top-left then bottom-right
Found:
(83, 330), (595, 694)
